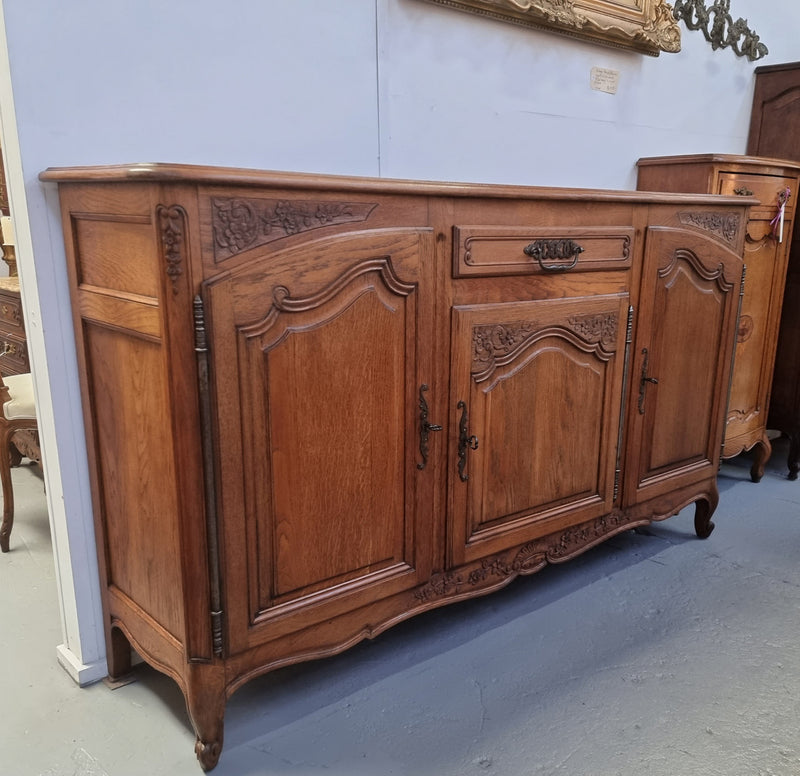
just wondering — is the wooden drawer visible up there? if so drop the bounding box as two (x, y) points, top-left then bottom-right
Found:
(0, 289), (23, 333)
(0, 331), (28, 375)
(452, 225), (634, 278)
(717, 173), (796, 220)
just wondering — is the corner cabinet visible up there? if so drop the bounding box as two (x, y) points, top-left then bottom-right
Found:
(40, 165), (749, 771)
(637, 154), (800, 481)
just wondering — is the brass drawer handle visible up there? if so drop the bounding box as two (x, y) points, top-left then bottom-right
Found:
(733, 187), (754, 197)
(523, 239), (584, 272)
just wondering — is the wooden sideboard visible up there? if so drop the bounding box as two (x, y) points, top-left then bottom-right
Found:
(747, 62), (800, 478)
(40, 164), (749, 771)
(637, 154), (800, 482)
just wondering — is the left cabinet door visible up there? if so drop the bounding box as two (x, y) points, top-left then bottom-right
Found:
(204, 228), (437, 653)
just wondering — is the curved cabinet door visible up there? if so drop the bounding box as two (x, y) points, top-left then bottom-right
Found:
(625, 226), (743, 505)
(204, 228), (436, 654)
(448, 293), (630, 566)
(723, 216), (791, 457)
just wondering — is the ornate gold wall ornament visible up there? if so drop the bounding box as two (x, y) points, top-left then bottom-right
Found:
(672, 0), (767, 61)
(416, 0), (681, 56)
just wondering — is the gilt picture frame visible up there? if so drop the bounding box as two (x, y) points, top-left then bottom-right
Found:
(416, 0), (681, 56)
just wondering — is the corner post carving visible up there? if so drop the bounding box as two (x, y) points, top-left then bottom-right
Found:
(158, 204), (188, 295)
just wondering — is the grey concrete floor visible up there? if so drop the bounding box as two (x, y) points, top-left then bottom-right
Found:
(2, 440), (800, 776)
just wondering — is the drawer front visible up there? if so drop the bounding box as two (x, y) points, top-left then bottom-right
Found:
(0, 290), (23, 334)
(0, 332), (29, 375)
(717, 173), (796, 220)
(453, 226), (634, 278)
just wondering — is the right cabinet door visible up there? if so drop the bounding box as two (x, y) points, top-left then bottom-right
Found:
(625, 226), (742, 506)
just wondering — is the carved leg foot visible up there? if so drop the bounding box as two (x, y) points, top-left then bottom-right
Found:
(186, 669), (226, 772)
(749, 434), (772, 483)
(0, 430), (16, 552)
(694, 482), (719, 539)
(195, 736), (223, 772)
(788, 432), (800, 481)
(106, 626), (133, 682)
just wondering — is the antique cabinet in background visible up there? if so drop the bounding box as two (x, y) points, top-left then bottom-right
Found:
(40, 164), (748, 770)
(0, 277), (30, 376)
(747, 62), (800, 478)
(637, 154), (800, 482)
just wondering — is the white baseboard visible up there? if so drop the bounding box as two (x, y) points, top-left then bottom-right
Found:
(56, 643), (108, 687)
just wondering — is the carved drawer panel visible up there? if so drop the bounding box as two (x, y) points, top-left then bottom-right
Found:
(0, 281), (29, 376)
(453, 226), (633, 278)
(0, 289), (22, 333)
(717, 173), (796, 220)
(0, 332), (28, 375)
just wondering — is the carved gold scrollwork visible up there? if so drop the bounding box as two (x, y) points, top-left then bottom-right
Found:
(672, 0), (768, 61)
(415, 0), (681, 56)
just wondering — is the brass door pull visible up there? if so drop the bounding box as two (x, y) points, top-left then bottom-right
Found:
(638, 347), (659, 414)
(417, 384), (442, 470)
(457, 400), (479, 482)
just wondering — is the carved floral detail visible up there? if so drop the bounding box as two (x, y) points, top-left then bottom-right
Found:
(472, 313), (617, 374)
(547, 509), (627, 560)
(566, 313), (618, 349)
(157, 205), (187, 295)
(679, 211), (741, 244)
(211, 197), (378, 261)
(473, 322), (537, 373)
(414, 510), (636, 603)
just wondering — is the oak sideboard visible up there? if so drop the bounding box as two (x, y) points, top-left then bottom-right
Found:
(40, 164), (750, 770)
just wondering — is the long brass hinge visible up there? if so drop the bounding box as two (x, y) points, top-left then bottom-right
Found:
(614, 305), (635, 502)
(194, 295), (224, 658)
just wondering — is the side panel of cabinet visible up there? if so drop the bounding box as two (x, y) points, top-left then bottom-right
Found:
(448, 293), (630, 566)
(205, 228), (437, 653)
(625, 226), (741, 504)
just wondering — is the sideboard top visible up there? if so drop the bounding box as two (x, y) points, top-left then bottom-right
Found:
(39, 162), (758, 207)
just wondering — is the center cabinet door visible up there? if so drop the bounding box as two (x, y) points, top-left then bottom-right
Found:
(448, 293), (631, 566)
(203, 228), (436, 654)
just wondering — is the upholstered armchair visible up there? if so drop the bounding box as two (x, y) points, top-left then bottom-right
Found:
(0, 371), (38, 552)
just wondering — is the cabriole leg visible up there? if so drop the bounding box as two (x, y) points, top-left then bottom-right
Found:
(749, 433), (772, 483)
(694, 483), (719, 539)
(186, 668), (227, 771)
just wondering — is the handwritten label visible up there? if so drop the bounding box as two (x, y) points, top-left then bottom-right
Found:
(590, 67), (620, 95)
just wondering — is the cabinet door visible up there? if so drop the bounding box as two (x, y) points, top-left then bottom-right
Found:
(204, 228), (436, 653)
(723, 215), (791, 456)
(448, 293), (630, 566)
(625, 226), (742, 505)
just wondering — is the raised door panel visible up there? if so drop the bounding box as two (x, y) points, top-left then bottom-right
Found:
(748, 71), (800, 162)
(205, 228), (436, 652)
(448, 293), (630, 566)
(626, 226), (741, 503)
